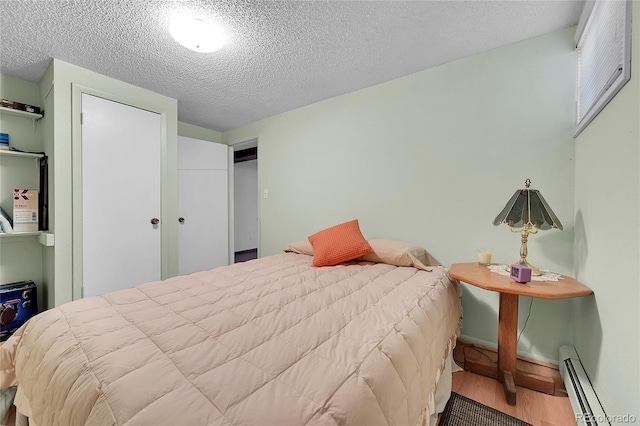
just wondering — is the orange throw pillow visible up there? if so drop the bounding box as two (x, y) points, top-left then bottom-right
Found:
(308, 220), (373, 267)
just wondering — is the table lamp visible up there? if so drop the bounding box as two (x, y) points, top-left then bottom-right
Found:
(493, 179), (563, 275)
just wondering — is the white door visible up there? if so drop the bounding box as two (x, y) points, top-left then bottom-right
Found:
(178, 136), (229, 275)
(81, 94), (162, 297)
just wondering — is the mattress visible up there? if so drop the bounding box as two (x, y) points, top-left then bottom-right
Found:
(2, 252), (461, 425)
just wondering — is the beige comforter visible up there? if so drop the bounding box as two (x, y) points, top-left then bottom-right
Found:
(2, 253), (461, 426)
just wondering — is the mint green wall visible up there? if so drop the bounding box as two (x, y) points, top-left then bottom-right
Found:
(573, 1), (639, 419)
(178, 121), (222, 143)
(224, 28), (577, 363)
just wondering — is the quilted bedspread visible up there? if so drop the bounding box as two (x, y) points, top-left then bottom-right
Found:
(2, 253), (461, 426)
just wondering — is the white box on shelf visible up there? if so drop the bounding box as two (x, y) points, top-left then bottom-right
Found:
(13, 189), (39, 232)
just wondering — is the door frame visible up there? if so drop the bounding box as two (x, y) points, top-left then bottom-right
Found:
(229, 138), (259, 262)
(71, 84), (177, 300)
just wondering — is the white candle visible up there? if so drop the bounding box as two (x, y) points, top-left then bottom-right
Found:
(477, 250), (492, 265)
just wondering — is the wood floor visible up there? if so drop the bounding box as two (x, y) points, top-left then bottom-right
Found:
(450, 370), (577, 426)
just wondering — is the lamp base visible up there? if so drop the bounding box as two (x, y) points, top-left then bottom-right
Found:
(507, 260), (541, 276)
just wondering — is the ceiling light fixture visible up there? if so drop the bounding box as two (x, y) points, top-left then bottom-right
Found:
(169, 14), (226, 53)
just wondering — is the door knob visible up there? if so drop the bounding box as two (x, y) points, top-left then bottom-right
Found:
(150, 218), (160, 225)
(178, 217), (185, 224)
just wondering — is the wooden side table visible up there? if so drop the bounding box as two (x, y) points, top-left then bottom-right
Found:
(448, 262), (593, 405)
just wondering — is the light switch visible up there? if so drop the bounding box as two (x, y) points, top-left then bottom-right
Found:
(263, 189), (269, 199)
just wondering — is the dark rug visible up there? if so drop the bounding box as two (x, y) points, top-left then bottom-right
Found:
(439, 392), (533, 426)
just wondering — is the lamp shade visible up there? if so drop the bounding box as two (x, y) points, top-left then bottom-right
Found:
(493, 180), (563, 230)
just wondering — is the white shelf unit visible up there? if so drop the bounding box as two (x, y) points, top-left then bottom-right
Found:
(0, 109), (52, 247)
(0, 150), (43, 159)
(0, 106), (43, 120)
(0, 231), (54, 246)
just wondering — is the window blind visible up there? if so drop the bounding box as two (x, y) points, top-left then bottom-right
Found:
(574, 0), (631, 137)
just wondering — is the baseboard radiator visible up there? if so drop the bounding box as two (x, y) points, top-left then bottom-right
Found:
(559, 345), (609, 425)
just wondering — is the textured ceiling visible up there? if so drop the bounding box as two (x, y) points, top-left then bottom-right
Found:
(0, 1), (584, 132)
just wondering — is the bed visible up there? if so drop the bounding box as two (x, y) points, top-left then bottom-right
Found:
(1, 239), (461, 426)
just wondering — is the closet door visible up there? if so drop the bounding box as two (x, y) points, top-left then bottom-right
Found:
(178, 136), (229, 275)
(81, 94), (162, 297)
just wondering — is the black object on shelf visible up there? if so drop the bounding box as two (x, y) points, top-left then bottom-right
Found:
(39, 155), (48, 231)
(1, 281), (38, 341)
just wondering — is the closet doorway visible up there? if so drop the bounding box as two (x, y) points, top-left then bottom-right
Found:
(232, 140), (258, 263)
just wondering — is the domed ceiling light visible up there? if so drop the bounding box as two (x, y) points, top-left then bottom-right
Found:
(169, 14), (226, 53)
